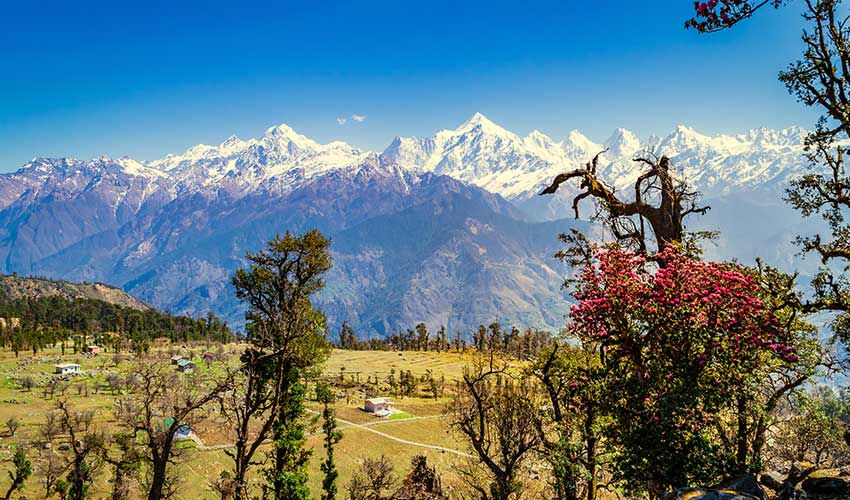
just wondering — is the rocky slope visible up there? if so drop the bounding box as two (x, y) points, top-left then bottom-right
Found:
(0, 274), (150, 311)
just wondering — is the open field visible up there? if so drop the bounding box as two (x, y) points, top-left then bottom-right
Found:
(0, 345), (488, 499)
(322, 348), (476, 380)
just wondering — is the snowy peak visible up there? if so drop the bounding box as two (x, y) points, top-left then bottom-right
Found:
(262, 123), (320, 151)
(383, 118), (816, 203)
(604, 128), (642, 158)
(456, 112), (504, 133)
(564, 129), (602, 155)
(0, 117), (818, 215)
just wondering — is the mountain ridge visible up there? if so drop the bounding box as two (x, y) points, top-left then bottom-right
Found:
(0, 114), (824, 336)
(0, 274), (151, 311)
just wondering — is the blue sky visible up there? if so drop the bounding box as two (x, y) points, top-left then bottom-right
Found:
(0, 0), (817, 170)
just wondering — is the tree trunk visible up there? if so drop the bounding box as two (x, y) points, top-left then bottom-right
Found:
(735, 396), (748, 472)
(147, 441), (173, 500)
(272, 361), (293, 499)
(585, 411), (598, 500)
(233, 440), (251, 500)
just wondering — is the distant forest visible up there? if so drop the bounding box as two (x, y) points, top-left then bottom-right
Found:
(0, 288), (233, 355)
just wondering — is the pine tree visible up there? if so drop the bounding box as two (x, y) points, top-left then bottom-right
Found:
(317, 383), (342, 500)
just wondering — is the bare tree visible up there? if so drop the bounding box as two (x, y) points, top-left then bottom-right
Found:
(41, 409), (61, 444)
(348, 455), (397, 500)
(54, 399), (108, 500)
(394, 455), (447, 500)
(39, 449), (66, 499)
(530, 344), (607, 500)
(105, 431), (145, 500)
(105, 373), (123, 395)
(114, 361), (231, 500)
(5, 417), (19, 437)
(209, 471), (237, 500)
(540, 153), (709, 255)
(450, 362), (543, 500)
(217, 356), (280, 500)
(19, 375), (34, 392)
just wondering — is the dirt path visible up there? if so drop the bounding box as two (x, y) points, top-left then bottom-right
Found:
(192, 411), (472, 459)
(306, 410), (473, 458)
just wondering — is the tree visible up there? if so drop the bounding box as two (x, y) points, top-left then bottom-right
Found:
(540, 153), (709, 255)
(40, 409), (60, 444)
(686, 0), (788, 32)
(713, 262), (828, 472)
(232, 230), (333, 500)
(689, 0), (850, 349)
(114, 362), (230, 500)
(209, 471), (237, 500)
(3, 445), (31, 500)
(5, 417), (18, 437)
(218, 352), (280, 500)
(106, 432), (145, 500)
(39, 449), (66, 499)
(568, 245), (798, 497)
(415, 323), (429, 351)
(338, 321), (357, 349)
(393, 455), (447, 500)
(451, 362), (542, 500)
(530, 344), (608, 500)
(53, 400), (107, 500)
(18, 376), (34, 392)
(317, 382), (342, 500)
(770, 387), (850, 473)
(348, 455), (397, 500)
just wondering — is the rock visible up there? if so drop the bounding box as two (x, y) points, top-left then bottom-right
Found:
(665, 487), (759, 500)
(760, 471), (786, 492)
(777, 484), (808, 500)
(801, 477), (850, 497)
(714, 474), (765, 500)
(838, 467), (850, 478)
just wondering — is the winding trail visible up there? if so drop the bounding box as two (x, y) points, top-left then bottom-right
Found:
(191, 411), (472, 459)
(305, 409), (474, 458)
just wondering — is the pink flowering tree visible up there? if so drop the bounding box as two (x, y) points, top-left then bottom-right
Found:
(685, 0), (788, 32)
(569, 245), (798, 496)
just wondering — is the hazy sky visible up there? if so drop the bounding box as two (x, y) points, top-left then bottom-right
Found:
(0, 0), (819, 171)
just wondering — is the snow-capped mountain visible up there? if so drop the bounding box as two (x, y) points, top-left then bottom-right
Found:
(384, 112), (601, 201)
(0, 114), (821, 336)
(385, 113), (814, 209)
(149, 123), (371, 197)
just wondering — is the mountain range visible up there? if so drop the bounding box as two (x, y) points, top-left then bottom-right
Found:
(0, 113), (820, 336)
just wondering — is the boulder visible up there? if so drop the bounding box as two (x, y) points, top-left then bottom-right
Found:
(759, 471), (786, 493)
(801, 477), (850, 497)
(665, 487), (759, 500)
(713, 474), (765, 500)
(776, 484), (808, 500)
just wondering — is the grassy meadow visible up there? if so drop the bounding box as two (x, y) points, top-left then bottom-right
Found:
(0, 345), (485, 499)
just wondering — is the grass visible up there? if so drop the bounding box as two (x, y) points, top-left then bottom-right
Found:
(321, 348), (475, 381)
(0, 344), (485, 499)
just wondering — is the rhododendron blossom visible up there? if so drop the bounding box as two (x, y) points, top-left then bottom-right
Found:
(569, 246), (798, 490)
(569, 246), (795, 428)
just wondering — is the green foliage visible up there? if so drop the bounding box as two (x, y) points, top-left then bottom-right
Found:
(233, 229), (334, 500)
(770, 387), (850, 469)
(3, 445), (32, 500)
(0, 289), (232, 352)
(266, 375), (311, 500)
(317, 382), (342, 500)
(568, 246), (811, 496)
